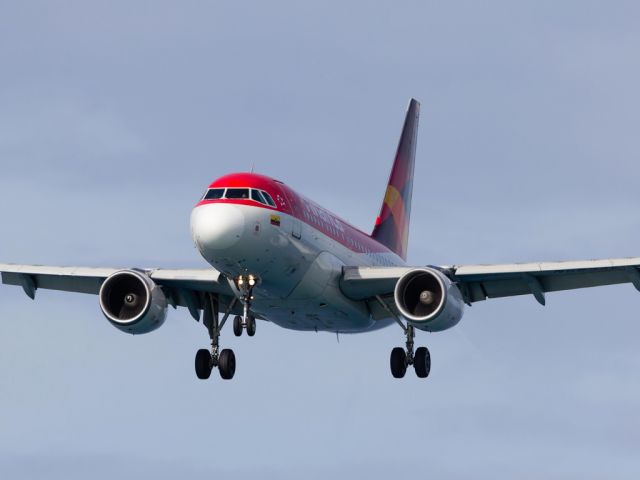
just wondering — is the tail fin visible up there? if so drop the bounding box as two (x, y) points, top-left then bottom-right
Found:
(371, 98), (420, 261)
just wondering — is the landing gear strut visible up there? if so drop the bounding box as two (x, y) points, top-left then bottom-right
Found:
(195, 294), (237, 380)
(232, 275), (258, 337)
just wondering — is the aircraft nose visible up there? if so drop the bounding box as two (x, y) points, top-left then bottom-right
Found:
(191, 203), (245, 254)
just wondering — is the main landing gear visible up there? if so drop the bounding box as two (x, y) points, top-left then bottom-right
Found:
(195, 293), (237, 380)
(375, 295), (431, 379)
(389, 324), (431, 379)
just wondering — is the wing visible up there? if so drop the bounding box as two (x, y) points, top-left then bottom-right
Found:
(340, 257), (640, 315)
(450, 257), (640, 305)
(0, 263), (238, 321)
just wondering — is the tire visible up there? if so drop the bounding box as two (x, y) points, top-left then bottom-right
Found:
(233, 315), (243, 337)
(218, 349), (236, 380)
(195, 349), (212, 380)
(414, 346), (431, 378)
(246, 316), (256, 337)
(390, 347), (407, 378)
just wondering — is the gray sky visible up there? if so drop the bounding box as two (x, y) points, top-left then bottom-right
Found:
(1, 1), (640, 478)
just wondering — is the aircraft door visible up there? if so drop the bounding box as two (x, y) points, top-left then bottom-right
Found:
(278, 185), (303, 240)
(292, 219), (302, 239)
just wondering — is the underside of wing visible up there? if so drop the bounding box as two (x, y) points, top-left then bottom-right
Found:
(450, 257), (640, 305)
(341, 257), (640, 313)
(340, 266), (412, 320)
(340, 266), (410, 300)
(0, 263), (238, 321)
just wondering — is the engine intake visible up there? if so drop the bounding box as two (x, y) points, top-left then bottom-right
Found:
(99, 270), (167, 334)
(394, 267), (464, 332)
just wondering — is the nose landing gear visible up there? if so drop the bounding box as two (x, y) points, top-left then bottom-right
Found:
(233, 314), (256, 336)
(232, 274), (258, 337)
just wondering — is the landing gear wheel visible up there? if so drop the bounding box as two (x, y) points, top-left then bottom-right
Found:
(233, 315), (243, 337)
(414, 346), (431, 378)
(218, 349), (236, 380)
(390, 347), (407, 378)
(246, 316), (256, 337)
(195, 349), (212, 380)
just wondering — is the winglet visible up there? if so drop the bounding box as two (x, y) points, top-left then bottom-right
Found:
(371, 98), (420, 261)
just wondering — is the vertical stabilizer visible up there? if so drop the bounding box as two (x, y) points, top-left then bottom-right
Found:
(371, 99), (420, 261)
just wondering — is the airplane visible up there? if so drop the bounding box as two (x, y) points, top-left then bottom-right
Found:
(2, 98), (640, 381)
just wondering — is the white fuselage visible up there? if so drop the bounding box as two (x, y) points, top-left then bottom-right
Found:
(191, 202), (405, 332)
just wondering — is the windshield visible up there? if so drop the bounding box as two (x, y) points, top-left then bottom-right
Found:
(225, 188), (250, 199)
(204, 188), (225, 200)
(202, 186), (276, 207)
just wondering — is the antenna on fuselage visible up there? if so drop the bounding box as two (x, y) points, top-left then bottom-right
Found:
(250, 162), (255, 174)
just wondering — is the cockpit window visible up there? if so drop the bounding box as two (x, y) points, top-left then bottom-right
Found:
(203, 186), (276, 206)
(225, 188), (250, 199)
(204, 188), (225, 200)
(262, 191), (277, 207)
(251, 189), (267, 205)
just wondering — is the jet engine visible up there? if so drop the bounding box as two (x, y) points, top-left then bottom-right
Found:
(394, 267), (464, 332)
(99, 270), (168, 334)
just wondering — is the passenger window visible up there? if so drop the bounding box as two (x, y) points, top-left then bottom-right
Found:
(204, 188), (225, 200)
(251, 189), (267, 205)
(262, 191), (277, 208)
(226, 188), (250, 199)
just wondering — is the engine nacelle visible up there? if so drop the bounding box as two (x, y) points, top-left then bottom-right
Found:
(99, 270), (168, 334)
(394, 267), (465, 332)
